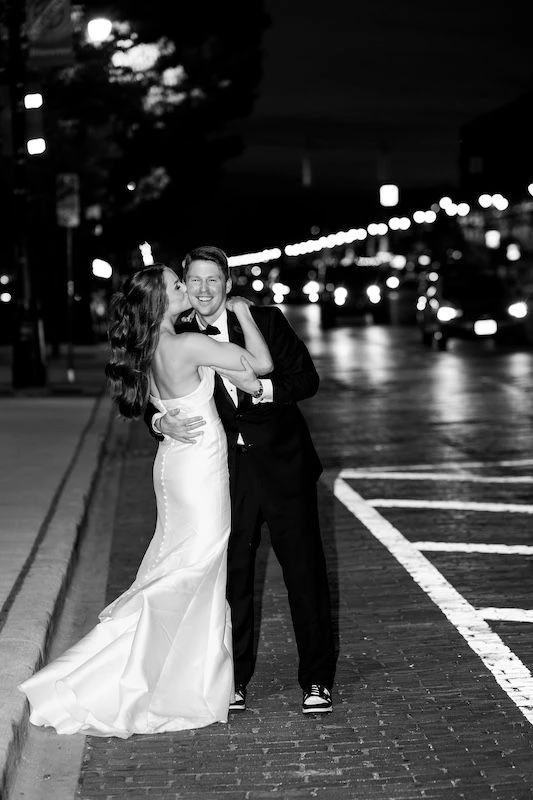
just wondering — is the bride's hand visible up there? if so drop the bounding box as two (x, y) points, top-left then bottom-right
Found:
(226, 296), (254, 315)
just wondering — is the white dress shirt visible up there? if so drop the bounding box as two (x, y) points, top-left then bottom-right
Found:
(205, 309), (273, 407)
(152, 308), (273, 438)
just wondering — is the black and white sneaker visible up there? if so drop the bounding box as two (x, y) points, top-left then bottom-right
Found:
(302, 684), (332, 714)
(229, 685), (247, 712)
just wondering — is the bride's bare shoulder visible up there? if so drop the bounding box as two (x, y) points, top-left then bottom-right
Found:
(156, 331), (199, 362)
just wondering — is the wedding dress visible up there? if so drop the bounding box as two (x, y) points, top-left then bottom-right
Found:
(19, 366), (233, 737)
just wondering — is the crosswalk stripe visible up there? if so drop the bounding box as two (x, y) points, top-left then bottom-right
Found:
(335, 477), (533, 725)
(413, 541), (533, 555)
(478, 608), (533, 623)
(340, 470), (533, 484)
(369, 499), (533, 514)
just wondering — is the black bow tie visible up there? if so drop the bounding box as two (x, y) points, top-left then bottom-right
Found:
(201, 324), (221, 335)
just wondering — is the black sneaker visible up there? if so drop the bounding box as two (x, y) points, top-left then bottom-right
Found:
(229, 685), (247, 711)
(302, 684), (332, 714)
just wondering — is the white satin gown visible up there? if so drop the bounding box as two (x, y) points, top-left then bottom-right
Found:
(19, 366), (234, 737)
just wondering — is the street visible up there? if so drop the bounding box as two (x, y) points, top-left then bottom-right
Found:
(10, 306), (533, 800)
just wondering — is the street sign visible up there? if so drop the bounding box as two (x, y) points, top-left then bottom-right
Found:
(56, 172), (80, 228)
(26, 0), (73, 69)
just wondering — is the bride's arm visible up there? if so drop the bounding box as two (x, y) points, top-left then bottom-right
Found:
(178, 305), (273, 376)
(229, 297), (273, 375)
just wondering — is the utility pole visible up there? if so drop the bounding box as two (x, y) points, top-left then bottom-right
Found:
(7, 0), (47, 389)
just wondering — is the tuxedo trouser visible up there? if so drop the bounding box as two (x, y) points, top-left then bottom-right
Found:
(227, 446), (336, 691)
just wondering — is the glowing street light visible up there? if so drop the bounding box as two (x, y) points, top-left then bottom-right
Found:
(379, 184), (399, 207)
(506, 244), (521, 262)
(485, 230), (501, 249)
(491, 193), (509, 211)
(92, 258), (113, 279)
(87, 18), (113, 44)
(444, 203), (458, 217)
(26, 137), (46, 155)
(24, 92), (43, 109)
(139, 241), (154, 266)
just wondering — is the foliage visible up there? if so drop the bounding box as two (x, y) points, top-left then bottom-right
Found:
(41, 0), (269, 250)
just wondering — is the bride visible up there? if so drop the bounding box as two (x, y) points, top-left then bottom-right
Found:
(19, 264), (273, 737)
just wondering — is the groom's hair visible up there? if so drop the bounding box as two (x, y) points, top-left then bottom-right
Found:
(182, 246), (229, 281)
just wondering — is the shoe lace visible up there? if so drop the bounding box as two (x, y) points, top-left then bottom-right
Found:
(307, 684), (328, 697)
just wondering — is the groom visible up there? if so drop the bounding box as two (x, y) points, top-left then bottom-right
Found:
(145, 246), (336, 714)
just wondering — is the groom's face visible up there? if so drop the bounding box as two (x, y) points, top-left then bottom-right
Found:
(185, 259), (231, 323)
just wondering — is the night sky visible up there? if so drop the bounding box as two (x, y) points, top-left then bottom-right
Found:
(213, 0), (533, 252)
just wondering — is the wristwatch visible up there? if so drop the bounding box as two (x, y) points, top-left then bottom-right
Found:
(251, 379), (264, 400)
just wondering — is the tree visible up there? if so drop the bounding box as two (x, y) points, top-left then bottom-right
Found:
(46, 1), (269, 254)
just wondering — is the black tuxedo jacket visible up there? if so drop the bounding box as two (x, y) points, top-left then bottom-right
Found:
(145, 305), (322, 496)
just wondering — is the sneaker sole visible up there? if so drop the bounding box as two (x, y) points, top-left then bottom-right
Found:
(229, 704), (246, 712)
(302, 705), (332, 714)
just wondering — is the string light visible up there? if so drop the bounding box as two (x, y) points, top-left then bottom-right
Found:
(227, 185), (527, 265)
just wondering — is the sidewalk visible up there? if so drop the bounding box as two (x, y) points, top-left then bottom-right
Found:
(0, 344), (115, 799)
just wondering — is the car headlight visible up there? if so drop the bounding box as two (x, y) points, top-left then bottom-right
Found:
(333, 287), (348, 306)
(366, 284), (381, 304)
(303, 280), (320, 295)
(508, 301), (528, 319)
(437, 305), (460, 322)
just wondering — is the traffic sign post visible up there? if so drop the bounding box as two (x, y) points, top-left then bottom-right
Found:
(56, 172), (80, 383)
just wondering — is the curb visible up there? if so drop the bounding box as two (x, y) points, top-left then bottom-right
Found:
(0, 393), (116, 800)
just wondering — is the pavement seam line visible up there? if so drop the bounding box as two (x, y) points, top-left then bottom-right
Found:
(0, 394), (116, 800)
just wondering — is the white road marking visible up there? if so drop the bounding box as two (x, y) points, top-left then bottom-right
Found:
(340, 470), (533, 484)
(479, 608), (533, 623)
(351, 458), (533, 472)
(334, 477), (533, 725)
(369, 499), (533, 514)
(413, 541), (533, 556)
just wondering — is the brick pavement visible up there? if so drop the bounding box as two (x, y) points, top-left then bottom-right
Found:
(7, 317), (533, 799)
(77, 420), (533, 800)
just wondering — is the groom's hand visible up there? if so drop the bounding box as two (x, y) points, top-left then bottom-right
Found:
(213, 356), (260, 394)
(157, 409), (206, 443)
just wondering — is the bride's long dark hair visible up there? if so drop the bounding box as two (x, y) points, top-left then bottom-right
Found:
(105, 265), (168, 419)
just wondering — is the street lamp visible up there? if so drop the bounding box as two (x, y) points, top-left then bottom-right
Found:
(86, 18), (113, 44)
(378, 184), (398, 256)
(92, 258), (113, 279)
(379, 184), (399, 207)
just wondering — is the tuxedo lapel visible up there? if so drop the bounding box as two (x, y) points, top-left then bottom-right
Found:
(226, 311), (246, 406)
(227, 311), (244, 345)
(175, 313), (200, 333)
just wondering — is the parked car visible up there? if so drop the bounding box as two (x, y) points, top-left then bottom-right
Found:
(417, 263), (532, 349)
(319, 265), (389, 328)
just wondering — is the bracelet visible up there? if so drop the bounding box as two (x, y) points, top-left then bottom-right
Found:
(251, 379), (263, 400)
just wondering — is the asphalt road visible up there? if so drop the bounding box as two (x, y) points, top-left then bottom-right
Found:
(11, 307), (533, 800)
